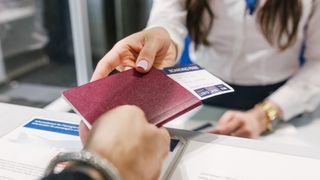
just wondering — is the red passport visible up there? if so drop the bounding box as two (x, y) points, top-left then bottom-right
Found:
(63, 68), (202, 127)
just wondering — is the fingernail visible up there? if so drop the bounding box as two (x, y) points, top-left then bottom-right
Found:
(136, 60), (148, 71)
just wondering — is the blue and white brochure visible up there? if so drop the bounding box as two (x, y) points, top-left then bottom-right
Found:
(0, 117), (82, 180)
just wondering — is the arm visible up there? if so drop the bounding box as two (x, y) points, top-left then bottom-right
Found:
(91, 0), (187, 81)
(268, 1), (320, 120)
(211, 2), (320, 138)
(147, 0), (188, 60)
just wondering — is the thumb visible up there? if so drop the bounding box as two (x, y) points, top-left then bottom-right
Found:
(135, 36), (170, 73)
(135, 41), (157, 73)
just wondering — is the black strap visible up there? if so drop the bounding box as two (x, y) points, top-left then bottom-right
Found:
(42, 170), (93, 180)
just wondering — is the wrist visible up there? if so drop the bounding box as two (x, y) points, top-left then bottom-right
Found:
(255, 100), (282, 132)
(265, 100), (283, 118)
(251, 106), (269, 133)
(85, 147), (141, 180)
(64, 162), (105, 180)
(152, 27), (178, 61)
(45, 151), (120, 180)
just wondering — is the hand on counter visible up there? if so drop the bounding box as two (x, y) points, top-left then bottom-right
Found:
(210, 101), (282, 138)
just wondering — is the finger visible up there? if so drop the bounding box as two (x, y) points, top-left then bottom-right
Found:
(214, 111), (237, 133)
(124, 66), (133, 71)
(213, 118), (242, 135)
(232, 128), (251, 138)
(136, 36), (170, 73)
(117, 59), (136, 71)
(216, 111), (236, 126)
(79, 121), (90, 145)
(115, 65), (125, 72)
(91, 44), (123, 81)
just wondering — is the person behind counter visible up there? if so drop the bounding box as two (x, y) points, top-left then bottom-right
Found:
(86, 0), (320, 138)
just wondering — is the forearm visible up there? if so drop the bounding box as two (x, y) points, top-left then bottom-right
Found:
(147, 0), (187, 61)
(267, 60), (320, 120)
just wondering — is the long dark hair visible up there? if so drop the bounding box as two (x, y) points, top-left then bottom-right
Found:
(186, 0), (303, 50)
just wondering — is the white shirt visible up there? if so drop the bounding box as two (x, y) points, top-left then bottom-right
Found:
(147, 0), (320, 120)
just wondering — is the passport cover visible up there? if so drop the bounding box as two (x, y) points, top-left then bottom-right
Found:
(63, 68), (202, 127)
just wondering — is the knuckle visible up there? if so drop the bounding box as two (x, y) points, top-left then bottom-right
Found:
(144, 127), (159, 142)
(233, 112), (242, 117)
(151, 36), (164, 44)
(225, 111), (234, 116)
(114, 39), (125, 48)
(96, 60), (106, 70)
(242, 127), (251, 135)
(140, 50), (153, 60)
(97, 59), (113, 73)
(219, 127), (229, 134)
(120, 104), (138, 111)
(238, 119), (246, 125)
(160, 129), (171, 144)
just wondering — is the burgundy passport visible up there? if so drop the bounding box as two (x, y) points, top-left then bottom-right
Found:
(63, 68), (202, 127)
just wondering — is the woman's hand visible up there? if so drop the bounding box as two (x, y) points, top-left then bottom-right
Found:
(210, 107), (269, 138)
(91, 27), (177, 81)
(79, 26), (177, 148)
(84, 105), (170, 180)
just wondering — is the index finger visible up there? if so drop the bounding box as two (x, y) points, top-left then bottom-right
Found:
(215, 111), (236, 128)
(91, 45), (122, 82)
(212, 118), (242, 135)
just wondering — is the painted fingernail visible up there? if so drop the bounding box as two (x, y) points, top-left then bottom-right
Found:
(136, 60), (148, 71)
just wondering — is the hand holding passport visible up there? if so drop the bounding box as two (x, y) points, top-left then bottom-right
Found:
(63, 64), (233, 128)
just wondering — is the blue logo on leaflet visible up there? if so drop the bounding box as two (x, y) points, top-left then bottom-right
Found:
(195, 84), (230, 98)
(216, 84), (230, 92)
(195, 88), (211, 98)
(24, 119), (79, 136)
(163, 64), (203, 74)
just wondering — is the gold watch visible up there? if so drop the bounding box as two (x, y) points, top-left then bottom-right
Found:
(256, 101), (281, 132)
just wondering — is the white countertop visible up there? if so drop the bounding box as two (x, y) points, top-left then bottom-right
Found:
(165, 105), (320, 149)
(1, 102), (320, 180)
(1, 102), (320, 149)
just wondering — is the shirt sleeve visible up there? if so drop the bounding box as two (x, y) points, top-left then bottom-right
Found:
(268, 1), (320, 120)
(146, 0), (188, 61)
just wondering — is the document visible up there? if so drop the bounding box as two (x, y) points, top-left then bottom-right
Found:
(0, 118), (82, 180)
(63, 64), (233, 128)
(170, 140), (320, 180)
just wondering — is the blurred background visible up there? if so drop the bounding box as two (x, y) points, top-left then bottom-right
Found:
(0, 0), (153, 108)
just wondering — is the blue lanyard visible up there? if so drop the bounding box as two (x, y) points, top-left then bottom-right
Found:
(245, 0), (257, 15)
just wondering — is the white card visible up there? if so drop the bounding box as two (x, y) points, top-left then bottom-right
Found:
(163, 64), (234, 100)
